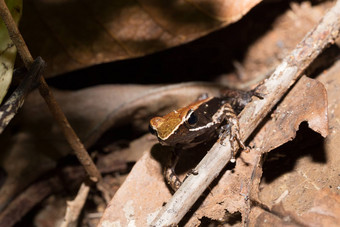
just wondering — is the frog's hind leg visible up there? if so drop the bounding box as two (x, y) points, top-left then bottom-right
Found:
(164, 149), (182, 192)
(219, 103), (248, 162)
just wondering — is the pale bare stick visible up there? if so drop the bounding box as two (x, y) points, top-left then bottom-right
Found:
(60, 183), (90, 227)
(151, 1), (340, 225)
(0, 0), (101, 182)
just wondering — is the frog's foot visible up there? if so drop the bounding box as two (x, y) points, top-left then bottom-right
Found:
(180, 168), (198, 183)
(251, 81), (266, 100)
(164, 167), (182, 191)
(188, 168), (199, 175)
(164, 149), (181, 191)
(220, 117), (249, 163)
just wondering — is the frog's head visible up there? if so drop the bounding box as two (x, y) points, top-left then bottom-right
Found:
(149, 97), (214, 147)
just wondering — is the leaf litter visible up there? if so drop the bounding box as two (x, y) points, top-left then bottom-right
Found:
(97, 75), (329, 226)
(1, 1), (340, 226)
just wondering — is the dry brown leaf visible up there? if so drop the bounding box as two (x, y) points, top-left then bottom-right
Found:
(20, 0), (261, 77)
(96, 134), (158, 174)
(0, 84), (156, 210)
(255, 61), (340, 218)
(97, 76), (328, 226)
(246, 60), (340, 224)
(0, 82), (221, 211)
(251, 207), (301, 227)
(256, 76), (328, 153)
(298, 189), (340, 226)
(251, 189), (340, 227)
(98, 148), (171, 227)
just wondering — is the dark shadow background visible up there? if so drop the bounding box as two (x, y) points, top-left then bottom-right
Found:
(262, 122), (326, 183)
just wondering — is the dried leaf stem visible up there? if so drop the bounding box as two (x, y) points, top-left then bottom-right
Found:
(0, 0), (101, 182)
(151, 1), (340, 225)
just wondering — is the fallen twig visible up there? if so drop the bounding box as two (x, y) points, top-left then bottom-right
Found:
(0, 0), (101, 182)
(60, 183), (90, 227)
(151, 1), (340, 225)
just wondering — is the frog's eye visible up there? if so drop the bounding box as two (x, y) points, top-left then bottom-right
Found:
(148, 124), (157, 136)
(186, 112), (198, 126)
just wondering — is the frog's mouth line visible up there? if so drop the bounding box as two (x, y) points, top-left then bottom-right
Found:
(189, 121), (215, 131)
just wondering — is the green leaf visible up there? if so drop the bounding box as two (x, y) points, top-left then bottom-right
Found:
(0, 0), (23, 104)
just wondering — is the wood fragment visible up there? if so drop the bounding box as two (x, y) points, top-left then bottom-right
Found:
(60, 183), (90, 227)
(151, 1), (340, 225)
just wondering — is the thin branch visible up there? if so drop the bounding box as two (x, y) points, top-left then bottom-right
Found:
(60, 183), (90, 227)
(151, 1), (340, 225)
(0, 0), (101, 182)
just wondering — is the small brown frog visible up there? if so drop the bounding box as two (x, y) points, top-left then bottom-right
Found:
(149, 89), (257, 191)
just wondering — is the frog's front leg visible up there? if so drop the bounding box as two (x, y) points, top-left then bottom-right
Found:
(218, 103), (248, 162)
(164, 149), (182, 191)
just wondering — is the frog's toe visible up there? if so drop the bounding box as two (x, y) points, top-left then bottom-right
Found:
(164, 167), (182, 192)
